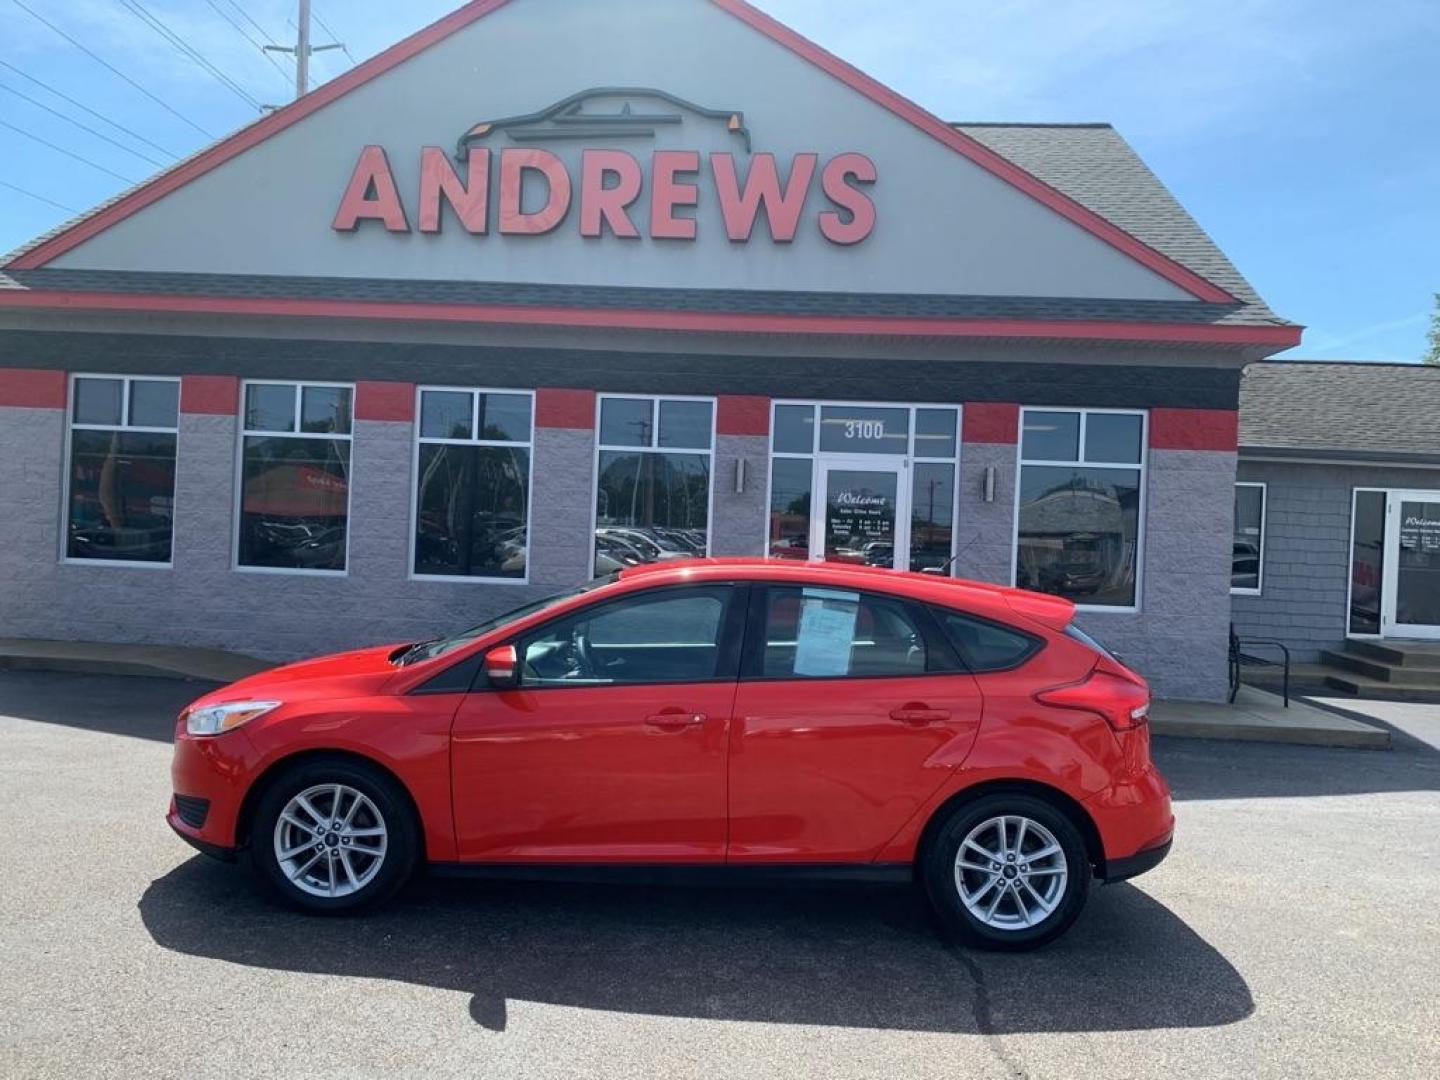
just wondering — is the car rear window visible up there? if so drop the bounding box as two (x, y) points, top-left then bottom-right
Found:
(930, 608), (1042, 672)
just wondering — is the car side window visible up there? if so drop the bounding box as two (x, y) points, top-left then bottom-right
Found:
(519, 586), (732, 687)
(931, 607), (1041, 672)
(760, 586), (927, 679)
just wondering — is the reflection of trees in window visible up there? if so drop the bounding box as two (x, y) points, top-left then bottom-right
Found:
(415, 445), (529, 579)
(596, 452), (711, 528)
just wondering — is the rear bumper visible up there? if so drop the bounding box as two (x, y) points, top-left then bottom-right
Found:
(1083, 755), (1174, 880)
(1100, 835), (1171, 883)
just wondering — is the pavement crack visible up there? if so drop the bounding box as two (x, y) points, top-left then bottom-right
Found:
(947, 942), (1029, 1080)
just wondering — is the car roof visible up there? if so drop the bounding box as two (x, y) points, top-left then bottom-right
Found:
(616, 557), (1076, 631)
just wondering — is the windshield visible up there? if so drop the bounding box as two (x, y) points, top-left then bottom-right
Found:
(396, 574), (619, 665)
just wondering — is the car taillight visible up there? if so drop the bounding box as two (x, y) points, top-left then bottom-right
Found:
(1035, 669), (1150, 731)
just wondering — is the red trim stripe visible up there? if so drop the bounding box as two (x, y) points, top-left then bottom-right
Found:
(355, 380), (415, 422)
(717, 395), (770, 436)
(536, 388), (595, 429)
(1149, 408), (1238, 451)
(0, 291), (1304, 347)
(708, 0), (1235, 304)
(962, 403), (1019, 444)
(0, 367), (66, 409)
(180, 375), (239, 415)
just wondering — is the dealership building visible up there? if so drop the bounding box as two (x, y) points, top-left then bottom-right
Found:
(0, 0), (1336, 701)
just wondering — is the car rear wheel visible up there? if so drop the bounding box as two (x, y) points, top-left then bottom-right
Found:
(249, 758), (419, 914)
(922, 793), (1090, 951)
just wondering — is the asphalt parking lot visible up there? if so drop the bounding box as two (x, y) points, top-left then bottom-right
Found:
(1, 671), (1437, 1079)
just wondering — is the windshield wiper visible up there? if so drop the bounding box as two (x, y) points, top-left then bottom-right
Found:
(392, 639), (441, 666)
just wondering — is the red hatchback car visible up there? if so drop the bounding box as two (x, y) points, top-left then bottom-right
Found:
(168, 558), (1172, 950)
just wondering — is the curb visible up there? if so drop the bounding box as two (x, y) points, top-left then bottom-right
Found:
(1150, 717), (1391, 750)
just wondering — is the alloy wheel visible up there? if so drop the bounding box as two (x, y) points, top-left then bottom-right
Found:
(272, 783), (388, 899)
(953, 814), (1069, 931)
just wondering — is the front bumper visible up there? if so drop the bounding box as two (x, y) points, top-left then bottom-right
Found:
(166, 808), (237, 862)
(168, 726), (260, 854)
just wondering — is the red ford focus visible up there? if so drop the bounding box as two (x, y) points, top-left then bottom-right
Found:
(168, 558), (1171, 950)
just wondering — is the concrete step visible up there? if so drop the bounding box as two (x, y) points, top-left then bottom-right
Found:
(1320, 649), (1440, 686)
(1343, 639), (1440, 669)
(1323, 673), (1440, 703)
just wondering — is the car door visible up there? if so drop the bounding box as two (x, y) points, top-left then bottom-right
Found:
(450, 583), (744, 862)
(727, 583), (985, 863)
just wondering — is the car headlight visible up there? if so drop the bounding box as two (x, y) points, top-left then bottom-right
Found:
(184, 700), (281, 737)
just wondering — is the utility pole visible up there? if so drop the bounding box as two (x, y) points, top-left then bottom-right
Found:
(264, 0), (345, 102)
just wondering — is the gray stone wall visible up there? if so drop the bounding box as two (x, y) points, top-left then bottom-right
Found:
(1231, 459), (1440, 661)
(2, 396), (1242, 700)
(1075, 449), (1238, 702)
(710, 433), (769, 557)
(954, 441), (1017, 586)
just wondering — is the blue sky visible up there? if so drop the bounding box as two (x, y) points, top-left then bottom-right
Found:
(2, 0), (1436, 360)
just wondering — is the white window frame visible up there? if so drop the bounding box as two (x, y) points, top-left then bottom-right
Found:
(409, 385), (536, 585)
(234, 379), (355, 578)
(1230, 481), (1266, 596)
(1346, 487), (1389, 640)
(61, 373), (181, 569)
(592, 394), (717, 569)
(765, 399), (963, 572)
(1012, 407), (1149, 614)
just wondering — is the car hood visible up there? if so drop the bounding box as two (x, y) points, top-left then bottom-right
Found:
(187, 643), (406, 708)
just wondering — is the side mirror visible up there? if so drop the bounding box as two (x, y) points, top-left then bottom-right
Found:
(483, 644), (520, 690)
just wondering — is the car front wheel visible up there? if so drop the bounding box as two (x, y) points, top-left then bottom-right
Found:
(922, 793), (1090, 950)
(249, 758), (419, 913)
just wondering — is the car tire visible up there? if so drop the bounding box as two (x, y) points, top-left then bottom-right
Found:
(922, 792), (1090, 951)
(248, 756), (420, 914)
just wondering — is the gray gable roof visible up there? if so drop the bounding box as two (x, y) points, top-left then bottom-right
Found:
(1239, 361), (1440, 463)
(955, 123), (1282, 327)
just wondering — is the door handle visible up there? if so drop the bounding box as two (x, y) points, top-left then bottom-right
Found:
(645, 709), (707, 730)
(890, 704), (950, 725)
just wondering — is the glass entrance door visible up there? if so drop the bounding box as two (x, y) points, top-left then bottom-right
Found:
(813, 457), (908, 569)
(1382, 491), (1440, 640)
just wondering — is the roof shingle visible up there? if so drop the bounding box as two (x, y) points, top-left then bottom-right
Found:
(1239, 361), (1440, 462)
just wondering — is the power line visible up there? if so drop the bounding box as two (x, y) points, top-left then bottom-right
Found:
(7, 0), (214, 138)
(203, 0), (293, 88)
(114, 0), (263, 111)
(313, 8), (355, 65)
(0, 82), (170, 169)
(225, 0), (281, 46)
(0, 119), (137, 184)
(0, 60), (180, 161)
(0, 178), (79, 215)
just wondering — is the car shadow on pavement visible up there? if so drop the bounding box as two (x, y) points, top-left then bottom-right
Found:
(140, 857), (1252, 1035)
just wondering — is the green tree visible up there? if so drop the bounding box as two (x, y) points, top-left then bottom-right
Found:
(1426, 293), (1440, 365)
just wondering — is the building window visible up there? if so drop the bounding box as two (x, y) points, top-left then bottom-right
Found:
(237, 381), (353, 573)
(413, 387), (533, 580)
(1349, 489), (1387, 635)
(65, 375), (180, 565)
(1015, 408), (1146, 609)
(768, 401), (960, 571)
(594, 395), (713, 574)
(1232, 482), (1266, 594)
